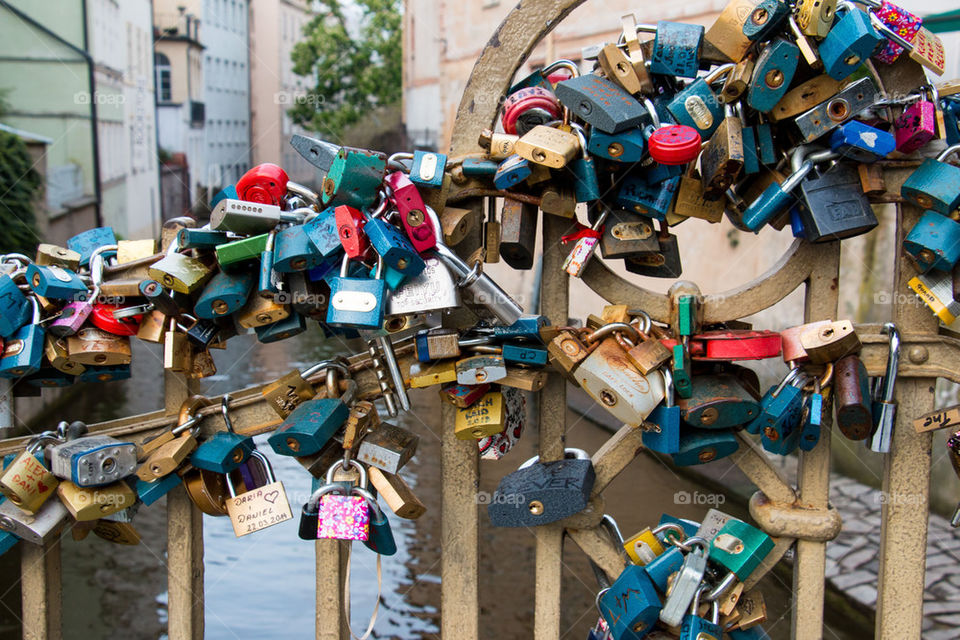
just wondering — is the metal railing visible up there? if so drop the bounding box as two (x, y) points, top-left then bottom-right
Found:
(3, 1), (958, 638)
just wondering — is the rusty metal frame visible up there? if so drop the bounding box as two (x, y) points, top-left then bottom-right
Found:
(3, 1), (951, 639)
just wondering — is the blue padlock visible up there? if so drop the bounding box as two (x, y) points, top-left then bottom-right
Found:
(680, 586), (721, 640)
(255, 310), (307, 343)
(482, 314), (549, 342)
(409, 150), (446, 189)
(493, 155), (532, 190)
(0, 273), (31, 338)
(672, 428), (739, 466)
(210, 184), (238, 209)
(26, 264), (87, 300)
(132, 473), (182, 506)
(742, 125), (760, 176)
(617, 174), (680, 221)
(267, 381), (354, 456)
(943, 98), (960, 146)
(461, 157), (500, 176)
(567, 126), (601, 203)
(327, 255), (387, 329)
(308, 254), (341, 282)
(258, 230), (278, 297)
(502, 343), (548, 367)
(789, 206), (807, 239)
(588, 128), (646, 163)
(0, 298), (43, 378)
(755, 122), (776, 166)
(901, 145), (960, 215)
(274, 224), (325, 272)
(742, 148), (830, 231)
(747, 368), (805, 436)
(729, 626), (771, 639)
(356, 487), (397, 556)
(554, 74), (648, 134)
(903, 211), (960, 273)
(195, 270), (255, 319)
(644, 545), (684, 591)
(742, 0), (790, 41)
(78, 364), (132, 383)
(651, 21), (704, 78)
(364, 215), (425, 276)
(178, 228), (232, 249)
(189, 395), (256, 474)
(829, 120), (895, 163)
(747, 38), (800, 113)
(67, 226), (117, 267)
(799, 383), (824, 452)
(666, 66), (730, 139)
(303, 207), (343, 258)
(819, 5), (882, 81)
(599, 565), (661, 639)
(643, 370), (681, 454)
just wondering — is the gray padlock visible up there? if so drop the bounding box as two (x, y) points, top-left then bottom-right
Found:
(48, 434), (138, 487)
(487, 448), (595, 527)
(0, 496), (69, 545)
(356, 423), (419, 474)
(386, 257), (461, 316)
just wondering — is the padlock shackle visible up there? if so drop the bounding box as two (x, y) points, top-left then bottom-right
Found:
(868, 11), (914, 51)
(221, 394), (237, 434)
(518, 447), (591, 469)
(660, 368), (675, 408)
(584, 322), (640, 345)
(305, 482), (348, 509)
(653, 522), (685, 543)
(1, 253), (32, 266)
(248, 450), (276, 484)
(301, 359), (350, 380)
(599, 514), (626, 548)
(286, 180), (319, 205)
(877, 322), (900, 403)
(936, 143), (960, 163)
(351, 486), (384, 519)
(642, 98), (661, 129)
(25, 430), (64, 453)
(325, 457), (367, 488)
(704, 63), (737, 85)
(542, 59), (581, 79)
(704, 570), (737, 603)
(771, 367), (803, 398)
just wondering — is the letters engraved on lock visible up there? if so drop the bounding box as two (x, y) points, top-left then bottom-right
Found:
(0, 447), (59, 514)
(226, 452), (293, 537)
(488, 448), (595, 527)
(454, 390), (507, 440)
(356, 423), (419, 473)
(66, 327), (133, 367)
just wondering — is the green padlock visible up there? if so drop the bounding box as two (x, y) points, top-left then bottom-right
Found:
(321, 148), (387, 210)
(709, 518), (774, 581)
(215, 233), (270, 269)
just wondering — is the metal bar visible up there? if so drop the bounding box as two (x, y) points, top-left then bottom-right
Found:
(877, 169), (937, 640)
(20, 537), (61, 640)
(440, 400), (480, 640)
(792, 241), (841, 640)
(534, 214), (571, 640)
(315, 540), (348, 639)
(164, 370), (204, 640)
(567, 526), (627, 580)
(730, 433), (797, 506)
(590, 424), (646, 496)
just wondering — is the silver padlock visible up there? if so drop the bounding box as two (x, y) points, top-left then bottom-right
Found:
(659, 536), (710, 627)
(423, 206), (523, 325)
(869, 322), (899, 454)
(209, 198), (307, 235)
(48, 434), (138, 487)
(386, 257), (462, 316)
(0, 496), (69, 545)
(357, 423), (420, 474)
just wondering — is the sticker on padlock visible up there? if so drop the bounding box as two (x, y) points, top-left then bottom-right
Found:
(48, 434), (137, 487)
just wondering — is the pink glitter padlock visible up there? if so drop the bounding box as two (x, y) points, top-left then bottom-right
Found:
(872, 0), (921, 64)
(894, 99), (936, 154)
(316, 493), (371, 541)
(49, 245), (111, 337)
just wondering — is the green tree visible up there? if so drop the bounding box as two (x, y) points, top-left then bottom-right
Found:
(0, 91), (41, 255)
(290, 0), (402, 138)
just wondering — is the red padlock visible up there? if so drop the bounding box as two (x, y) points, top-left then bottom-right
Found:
(384, 172), (436, 253)
(236, 163), (289, 206)
(648, 125), (701, 165)
(501, 87), (562, 135)
(90, 304), (142, 336)
(334, 205), (369, 259)
(686, 330), (783, 361)
(780, 320), (831, 363)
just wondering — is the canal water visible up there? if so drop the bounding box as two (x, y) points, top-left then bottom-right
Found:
(0, 328), (865, 639)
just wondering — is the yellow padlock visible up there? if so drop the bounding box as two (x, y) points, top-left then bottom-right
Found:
(454, 390), (506, 440)
(0, 439), (60, 514)
(623, 527), (666, 565)
(56, 480), (137, 521)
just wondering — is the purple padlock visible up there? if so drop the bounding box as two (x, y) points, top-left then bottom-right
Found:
(894, 99), (936, 154)
(48, 244), (114, 337)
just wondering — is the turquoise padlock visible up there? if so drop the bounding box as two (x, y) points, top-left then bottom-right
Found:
(303, 207), (343, 258)
(26, 264), (87, 300)
(189, 395), (255, 474)
(255, 311), (306, 343)
(67, 226), (117, 267)
(747, 367), (805, 436)
(25, 369), (75, 388)
(409, 150), (446, 189)
(0, 272), (31, 338)
(588, 128), (646, 162)
(666, 65), (731, 139)
(268, 381), (354, 456)
(643, 370), (681, 454)
(903, 211), (960, 273)
(132, 473), (182, 506)
(617, 173), (680, 221)
(327, 255), (387, 329)
(671, 427), (739, 466)
(364, 215), (425, 276)
(194, 270), (255, 319)
(0, 298), (43, 378)
(901, 144), (960, 215)
(493, 155), (532, 190)
(567, 126), (601, 203)
(274, 224), (325, 272)
(747, 38), (800, 113)
(598, 565), (661, 639)
(322, 148), (387, 209)
(819, 5), (882, 81)
(357, 487), (397, 556)
(709, 518), (774, 581)
(78, 365), (132, 384)
(650, 20), (704, 78)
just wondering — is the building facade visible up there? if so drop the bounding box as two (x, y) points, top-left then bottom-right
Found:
(249, 0), (316, 185)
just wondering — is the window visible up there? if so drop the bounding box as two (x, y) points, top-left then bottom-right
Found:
(155, 53), (172, 102)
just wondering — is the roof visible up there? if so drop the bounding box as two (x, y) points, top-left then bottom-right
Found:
(0, 123), (54, 144)
(924, 8), (960, 34)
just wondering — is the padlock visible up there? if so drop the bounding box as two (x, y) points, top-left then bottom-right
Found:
(235, 289), (290, 329)
(672, 428), (739, 466)
(746, 38), (800, 113)
(0, 434), (60, 513)
(869, 0), (921, 63)
(25, 264), (87, 301)
(597, 208), (659, 258)
(177, 228), (231, 250)
(588, 127), (646, 164)
(798, 371), (826, 451)
(499, 199), (538, 270)
(415, 327), (461, 361)
(35, 244), (81, 271)
(57, 479), (136, 521)
(147, 237), (213, 294)
(834, 354), (872, 440)
(0, 494), (69, 545)
(643, 370), (682, 455)
(189, 395), (256, 473)
(681, 586), (722, 640)
(819, 5), (883, 80)
(903, 212), (960, 273)
(894, 95), (937, 154)
(901, 144), (960, 215)
(384, 171), (437, 256)
(577, 324), (666, 426)
(623, 525), (667, 566)
(44, 337), (85, 376)
(236, 162), (288, 205)
(326, 253), (386, 329)
(742, 147), (837, 231)
(0, 271), (31, 339)
(492, 155), (531, 190)
(368, 466), (426, 519)
(300, 460), (373, 541)
(673, 166), (726, 222)
(554, 74), (648, 134)
(255, 310), (306, 343)
(710, 518), (774, 580)
(478, 128), (519, 159)
(660, 537), (711, 627)
(501, 86), (563, 136)
(565, 126), (601, 203)
(364, 211), (426, 277)
(513, 124), (581, 169)
(770, 75), (842, 122)
(356, 422), (419, 474)
(598, 564), (661, 639)
(829, 120), (895, 163)
(795, 0), (837, 37)
(909, 269), (960, 325)
(321, 147), (387, 210)
(704, 0), (759, 63)
(798, 319), (860, 363)
(747, 367), (806, 436)
(617, 173), (681, 222)
(408, 150), (446, 188)
(488, 448), (595, 527)
(562, 209), (606, 278)
(685, 330), (782, 361)
(454, 388), (508, 440)
(215, 232), (268, 268)
(742, 0), (790, 41)
(650, 20), (704, 79)
(269, 380), (355, 456)
(137, 400), (205, 481)
(48, 434), (137, 487)
(194, 269), (255, 319)
(794, 77), (880, 142)
(67, 226), (117, 267)
(598, 43), (649, 96)
(441, 382), (491, 408)
(679, 371), (761, 429)
(624, 223), (683, 279)
(455, 354), (508, 385)
(385, 256), (460, 317)
(65, 326), (132, 367)
(356, 485), (397, 556)
(869, 323), (899, 453)
(0, 297), (43, 377)
(90, 303), (141, 336)
(667, 65), (735, 139)
(700, 103), (745, 199)
(225, 450), (293, 537)
(874, 20), (945, 76)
